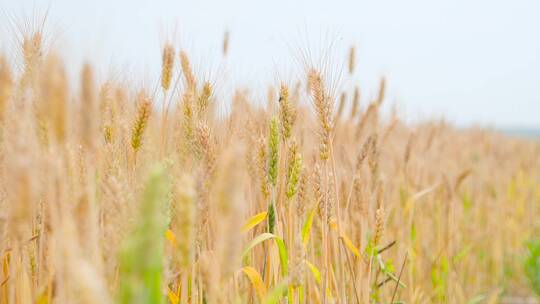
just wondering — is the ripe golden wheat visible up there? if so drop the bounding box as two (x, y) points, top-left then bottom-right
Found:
(0, 26), (539, 304)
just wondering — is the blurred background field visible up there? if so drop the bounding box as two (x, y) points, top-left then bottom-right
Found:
(0, 2), (539, 304)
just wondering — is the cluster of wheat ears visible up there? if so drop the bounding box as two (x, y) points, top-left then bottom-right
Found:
(0, 22), (539, 304)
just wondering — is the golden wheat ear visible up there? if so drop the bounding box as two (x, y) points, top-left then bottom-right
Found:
(161, 44), (175, 93)
(308, 69), (333, 161)
(222, 31), (230, 57)
(131, 92), (152, 153)
(0, 56), (13, 122)
(196, 81), (212, 119)
(348, 45), (356, 75)
(179, 50), (197, 93)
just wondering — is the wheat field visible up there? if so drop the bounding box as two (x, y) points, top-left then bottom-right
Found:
(0, 23), (539, 304)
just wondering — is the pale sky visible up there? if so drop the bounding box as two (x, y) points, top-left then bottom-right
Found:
(1, 0), (539, 127)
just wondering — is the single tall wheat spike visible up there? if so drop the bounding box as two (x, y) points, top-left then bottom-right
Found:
(131, 92), (152, 152)
(197, 81), (212, 119)
(180, 50), (197, 94)
(222, 31), (230, 56)
(278, 83), (296, 140)
(161, 44), (175, 92)
(348, 45), (356, 75)
(308, 69), (333, 161)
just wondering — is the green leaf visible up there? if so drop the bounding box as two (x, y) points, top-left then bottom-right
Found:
(525, 239), (540, 296)
(275, 237), (289, 275)
(467, 294), (485, 304)
(462, 191), (473, 212)
(453, 244), (472, 264)
(262, 280), (289, 304)
(242, 233), (288, 276)
(242, 233), (276, 260)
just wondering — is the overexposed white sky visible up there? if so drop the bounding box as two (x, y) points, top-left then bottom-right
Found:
(1, 0), (539, 127)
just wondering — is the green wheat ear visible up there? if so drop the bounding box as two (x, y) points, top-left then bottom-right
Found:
(268, 116), (279, 187)
(267, 201), (276, 233)
(118, 165), (169, 304)
(286, 141), (302, 199)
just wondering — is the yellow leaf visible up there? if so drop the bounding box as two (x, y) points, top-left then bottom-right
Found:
(167, 287), (179, 304)
(305, 259), (321, 284)
(242, 266), (267, 299)
(242, 211), (267, 233)
(288, 287), (294, 304)
(165, 229), (176, 246)
(35, 291), (49, 304)
(329, 220), (337, 230)
(340, 234), (360, 257)
(302, 208), (316, 246)
(328, 224), (360, 258)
